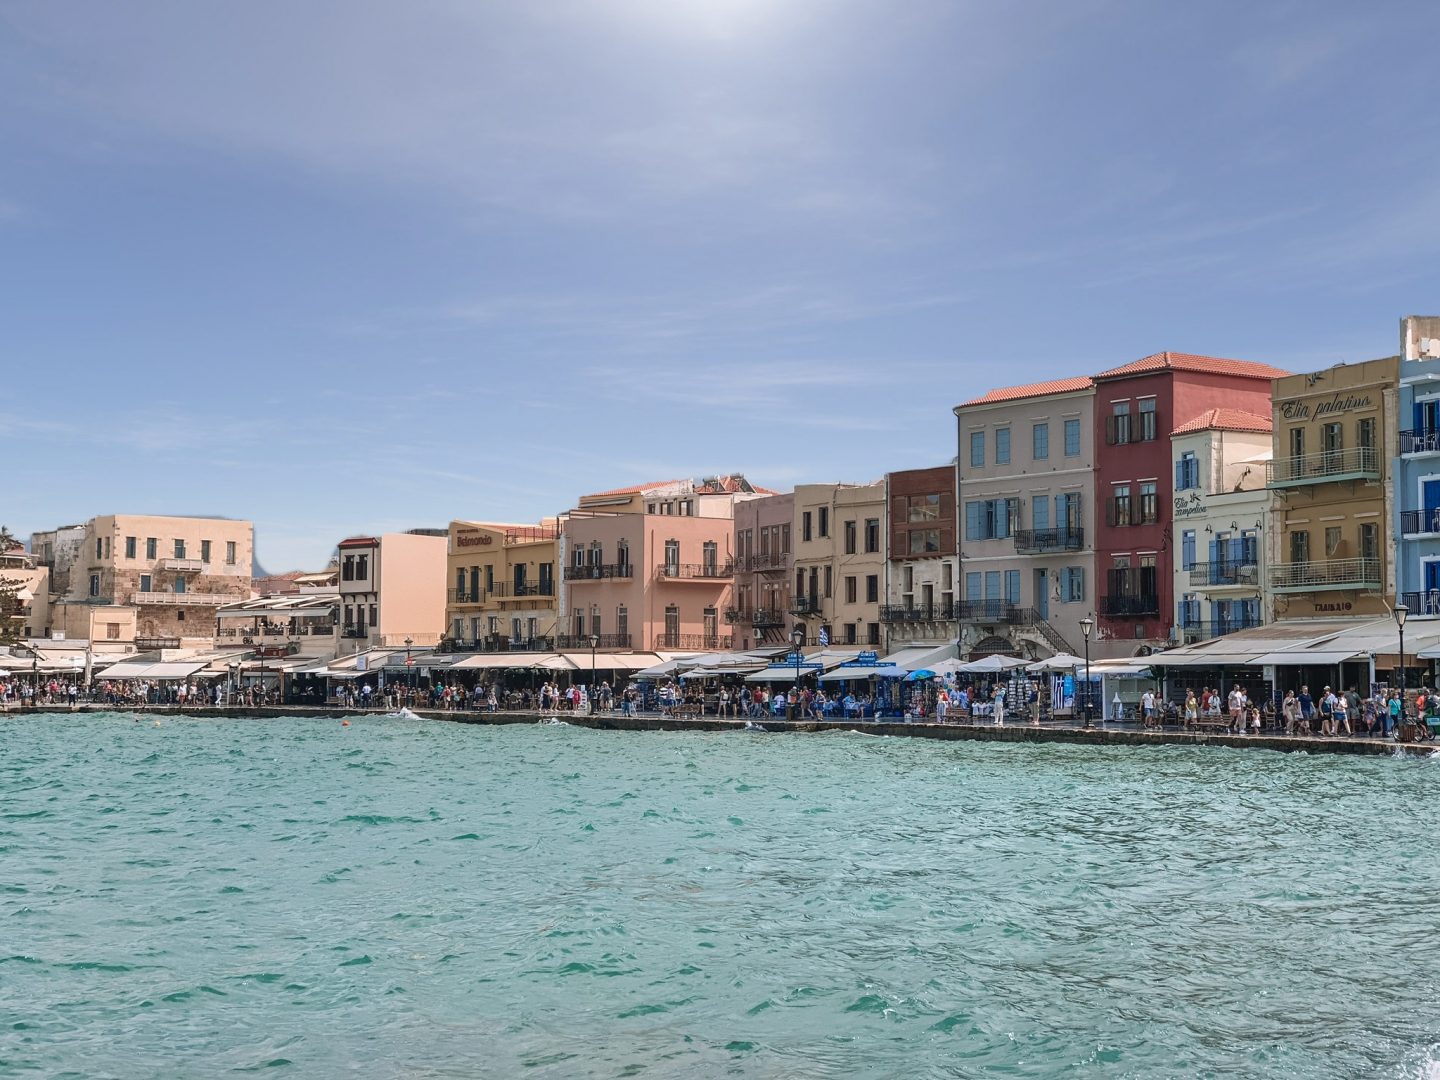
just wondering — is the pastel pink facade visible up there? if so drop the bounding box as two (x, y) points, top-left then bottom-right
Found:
(562, 512), (736, 652)
(728, 493), (794, 650)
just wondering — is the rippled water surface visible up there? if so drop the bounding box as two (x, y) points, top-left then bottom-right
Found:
(3, 713), (1439, 1078)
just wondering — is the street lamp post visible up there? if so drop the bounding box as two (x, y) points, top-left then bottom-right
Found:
(405, 637), (414, 701)
(789, 624), (804, 722)
(1395, 603), (1408, 733)
(589, 633), (598, 714)
(228, 662), (238, 706)
(1079, 616), (1094, 729)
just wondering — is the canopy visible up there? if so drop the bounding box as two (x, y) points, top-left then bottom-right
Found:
(881, 643), (959, 669)
(93, 660), (210, 680)
(904, 668), (935, 682)
(560, 652), (664, 671)
(1026, 652), (1085, 672)
(1247, 649), (1363, 667)
(957, 654), (1029, 674)
(450, 652), (561, 670)
(817, 665), (909, 683)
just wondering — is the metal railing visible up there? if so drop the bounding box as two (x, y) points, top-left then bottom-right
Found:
(1188, 561), (1259, 587)
(1099, 594), (1160, 616)
(1401, 509), (1440, 536)
(1401, 591), (1440, 617)
(1266, 448), (1379, 486)
(448, 588), (485, 604)
(486, 582), (555, 598)
(1400, 429), (1440, 455)
(954, 600), (1031, 624)
(1013, 528), (1084, 554)
(554, 633), (632, 650)
(1212, 615), (1262, 637)
(341, 626), (369, 639)
(440, 635), (555, 653)
(503, 526), (559, 544)
(879, 604), (945, 622)
(653, 633), (733, 650)
(564, 563), (633, 581)
(790, 596), (821, 615)
(134, 636), (180, 650)
(657, 562), (734, 580)
(1269, 558), (1381, 591)
(132, 591), (237, 606)
(738, 553), (789, 573)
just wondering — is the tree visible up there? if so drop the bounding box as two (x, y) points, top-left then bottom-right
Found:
(0, 576), (22, 646)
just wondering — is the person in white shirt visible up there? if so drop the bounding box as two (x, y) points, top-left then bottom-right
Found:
(1141, 688), (1156, 728)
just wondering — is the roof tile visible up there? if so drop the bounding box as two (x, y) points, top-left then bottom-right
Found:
(1170, 408), (1273, 436)
(958, 376), (1095, 408)
(1094, 352), (1289, 382)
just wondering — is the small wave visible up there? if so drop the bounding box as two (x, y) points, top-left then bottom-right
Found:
(385, 708), (424, 721)
(540, 717), (570, 726)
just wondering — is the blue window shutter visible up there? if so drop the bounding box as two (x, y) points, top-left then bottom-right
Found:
(965, 572), (981, 598)
(965, 501), (981, 540)
(1209, 538), (1219, 564)
(1032, 496), (1049, 531)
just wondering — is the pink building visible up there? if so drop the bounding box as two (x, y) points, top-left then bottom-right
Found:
(728, 492), (794, 650)
(561, 511), (737, 652)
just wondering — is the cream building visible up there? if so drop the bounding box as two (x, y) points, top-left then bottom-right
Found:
(445, 520), (560, 650)
(0, 545), (51, 640)
(791, 481), (886, 650)
(338, 531), (448, 652)
(1169, 409), (1273, 643)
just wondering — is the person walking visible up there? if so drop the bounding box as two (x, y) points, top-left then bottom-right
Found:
(1184, 689), (1198, 729)
(1282, 689), (1299, 735)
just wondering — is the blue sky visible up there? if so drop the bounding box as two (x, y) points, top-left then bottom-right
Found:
(3, 1), (1438, 571)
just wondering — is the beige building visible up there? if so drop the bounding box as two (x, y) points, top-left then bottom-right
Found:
(791, 482), (886, 650)
(0, 545), (51, 640)
(49, 515), (254, 648)
(1269, 357), (1399, 620)
(338, 530), (448, 651)
(445, 520), (560, 650)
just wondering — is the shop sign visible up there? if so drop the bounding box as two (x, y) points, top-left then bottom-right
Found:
(1173, 491), (1205, 518)
(1278, 392), (1373, 421)
(456, 533), (494, 548)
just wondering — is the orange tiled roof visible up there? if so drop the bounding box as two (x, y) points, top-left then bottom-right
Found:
(1170, 408), (1273, 436)
(1094, 352), (1289, 382)
(958, 376), (1095, 408)
(581, 479), (684, 500)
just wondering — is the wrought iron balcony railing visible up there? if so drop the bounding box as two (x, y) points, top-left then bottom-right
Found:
(954, 600), (1031, 624)
(1188, 561), (1260, 587)
(653, 633), (733, 651)
(1400, 429), (1440, 456)
(879, 604), (944, 623)
(1099, 594), (1160, 617)
(657, 562), (734, 580)
(1013, 528), (1084, 554)
(790, 595), (821, 615)
(1401, 508), (1440, 536)
(564, 563), (633, 581)
(554, 633), (633, 650)
(448, 588), (485, 604)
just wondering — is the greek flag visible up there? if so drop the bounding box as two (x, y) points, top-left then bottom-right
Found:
(818, 627), (829, 646)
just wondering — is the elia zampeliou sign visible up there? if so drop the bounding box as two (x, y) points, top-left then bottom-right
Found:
(1278, 392), (1373, 421)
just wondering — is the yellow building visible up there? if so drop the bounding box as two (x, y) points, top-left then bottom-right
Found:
(1268, 356), (1399, 619)
(791, 481), (887, 649)
(445, 520), (560, 650)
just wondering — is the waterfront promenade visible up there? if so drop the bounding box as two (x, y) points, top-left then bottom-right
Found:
(6, 704), (1434, 756)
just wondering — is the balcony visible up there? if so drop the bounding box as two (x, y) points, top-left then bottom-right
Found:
(653, 633), (733, 651)
(739, 553), (789, 574)
(1188, 561), (1260, 588)
(1400, 429), (1440, 456)
(657, 562), (734, 581)
(1013, 528), (1084, 554)
(1270, 558), (1381, 592)
(790, 595), (821, 616)
(341, 626), (370, 639)
(1212, 614), (1262, 637)
(158, 557), (204, 573)
(134, 636), (181, 650)
(448, 588), (485, 604)
(554, 633), (632, 650)
(1401, 508), (1440, 537)
(1100, 594), (1161, 617)
(132, 591), (237, 607)
(486, 582), (556, 599)
(954, 600), (1031, 624)
(879, 604), (945, 623)
(1266, 448), (1379, 487)
(564, 563), (633, 582)
(1401, 591), (1440, 617)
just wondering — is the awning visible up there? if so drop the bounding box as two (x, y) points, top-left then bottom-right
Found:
(745, 668), (814, 683)
(882, 643), (958, 669)
(1247, 649), (1363, 666)
(817, 665), (910, 682)
(94, 660), (209, 680)
(93, 661), (152, 679)
(449, 652), (569, 670)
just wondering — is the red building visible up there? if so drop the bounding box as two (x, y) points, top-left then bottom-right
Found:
(1093, 353), (1287, 645)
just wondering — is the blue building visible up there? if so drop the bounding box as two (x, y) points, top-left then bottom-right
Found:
(1394, 316), (1440, 616)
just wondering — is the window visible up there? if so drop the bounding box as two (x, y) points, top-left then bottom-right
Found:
(970, 430), (985, 467)
(1290, 531), (1310, 563)
(1004, 570), (1021, 604)
(368, 603), (377, 626)
(174, 575), (186, 594)
(89, 574), (100, 597)
(844, 622), (858, 645)
(1031, 496), (1049, 531)
(1109, 402), (1132, 445)
(106, 623), (120, 640)
(965, 571), (981, 598)
(864, 519), (880, 552)
(865, 575), (879, 603)
(174, 539), (186, 559)
(664, 539), (680, 572)
(1360, 523), (1379, 562)
(867, 623), (880, 646)
(355, 554), (368, 579)
(1289, 428), (1305, 460)
(124, 536), (136, 559)
(1357, 417), (1375, 451)
(818, 507), (829, 538)
(1110, 485), (1131, 527)
(908, 495), (940, 522)
(995, 427), (1011, 465)
(781, 524), (791, 554)
(1325, 527), (1342, 557)
(342, 555), (354, 581)
(824, 565), (833, 598)
(909, 530), (939, 554)
(226, 541), (236, 565)
(1176, 452), (1199, 491)
(802, 512), (812, 542)
(617, 606), (628, 641)
(1058, 492), (1082, 529)
(146, 537), (158, 560)
(702, 541), (718, 573)
(201, 540), (211, 563)
(1322, 422), (1343, 469)
(95, 538), (103, 559)
(964, 499), (1019, 540)
(1139, 481), (1158, 524)
(1033, 423), (1049, 460)
(139, 574), (152, 593)
(1139, 398), (1157, 441)
(844, 520), (857, 554)
(1059, 566), (1085, 602)
(176, 610), (185, 623)
(1182, 530), (1196, 571)
(1064, 418), (1081, 457)
(845, 576), (857, 603)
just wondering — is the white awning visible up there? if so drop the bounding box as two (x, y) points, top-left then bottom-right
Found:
(882, 643), (958, 669)
(817, 665), (909, 682)
(449, 652), (569, 670)
(94, 660), (209, 680)
(1247, 649), (1363, 666)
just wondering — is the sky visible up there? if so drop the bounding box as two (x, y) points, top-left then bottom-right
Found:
(3, 0), (1439, 572)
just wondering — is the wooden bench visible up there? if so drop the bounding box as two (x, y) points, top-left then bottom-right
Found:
(669, 703), (703, 719)
(1185, 713), (1230, 733)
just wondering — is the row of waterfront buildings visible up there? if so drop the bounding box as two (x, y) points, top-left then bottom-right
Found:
(8, 315), (1440, 688)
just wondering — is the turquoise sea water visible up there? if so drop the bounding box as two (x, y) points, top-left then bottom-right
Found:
(2, 714), (1438, 1079)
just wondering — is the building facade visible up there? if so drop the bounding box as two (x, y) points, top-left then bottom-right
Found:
(0, 544), (51, 640)
(728, 492), (793, 651)
(882, 465), (957, 651)
(1394, 316), (1440, 616)
(790, 482), (885, 650)
(954, 378), (1098, 659)
(1169, 410), (1273, 643)
(1269, 356), (1399, 620)
(1093, 353), (1285, 648)
(57, 515), (254, 648)
(561, 510), (735, 652)
(445, 520), (560, 651)
(337, 531), (448, 652)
